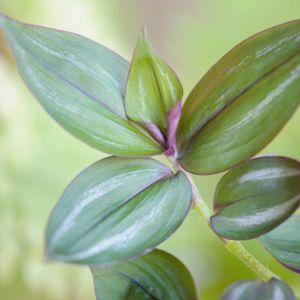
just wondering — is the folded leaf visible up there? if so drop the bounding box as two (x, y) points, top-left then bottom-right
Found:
(125, 29), (183, 133)
(259, 215), (300, 273)
(221, 278), (295, 300)
(91, 249), (197, 300)
(211, 156), (300, 240)
(1, 15), (163, 156)
(46, 156), (192, 264)
(178, 20), (300, 174)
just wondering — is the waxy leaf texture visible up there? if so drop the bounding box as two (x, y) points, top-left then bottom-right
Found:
(259, 215), (300, 273)
(211, 156), (300, 240)
(1, 15), (163, 156)
(46, 157), (192, 264)
(91, 249), (197, 300)
(178, 20), (300, 174)
(221, 278), (295, 300)
(125, 29), (183, 133)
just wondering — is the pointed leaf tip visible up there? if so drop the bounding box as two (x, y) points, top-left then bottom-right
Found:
(125, 29), (183, 133)
(2, 16), (163, 156)
(141, 26), (149, 42)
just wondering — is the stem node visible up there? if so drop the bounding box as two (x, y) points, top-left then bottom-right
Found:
(184, 170), (278, 281)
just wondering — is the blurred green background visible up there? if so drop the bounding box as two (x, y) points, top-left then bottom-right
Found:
(0, 0), (300, 299)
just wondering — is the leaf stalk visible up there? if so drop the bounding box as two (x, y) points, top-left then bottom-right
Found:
(183, 170), (277, 282)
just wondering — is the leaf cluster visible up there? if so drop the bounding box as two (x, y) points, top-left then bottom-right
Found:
(1, 14), (300, 299)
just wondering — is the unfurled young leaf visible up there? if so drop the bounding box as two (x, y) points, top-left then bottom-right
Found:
(0, 15), (163, 156)
(259, 215), (300, 273)
(46, 157), (192, 264)
(178, 20), (300, 174)
(125, 29), (183, 134)
(221, 278), (295, 300)
(211, 156), (300, 240)
(91, 249), (197, 300)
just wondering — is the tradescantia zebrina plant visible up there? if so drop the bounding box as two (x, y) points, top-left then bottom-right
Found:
(1, 13), (300, 299)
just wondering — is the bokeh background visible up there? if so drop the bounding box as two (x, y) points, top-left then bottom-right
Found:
(0, 0), (300, 299)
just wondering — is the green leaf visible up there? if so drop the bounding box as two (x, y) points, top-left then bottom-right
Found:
(210, 156), (300, 240)
(259, 215), (300, 273)
(46, 157), (192, 264)
(1, 15), (163, 156)
(178, 20), (300, 174)
(91, 249), (197, 300)
(125, 29), (183, 131)
(221, 278), (295, 300)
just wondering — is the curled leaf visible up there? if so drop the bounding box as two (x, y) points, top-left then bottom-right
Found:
(125, 29), (183, 134)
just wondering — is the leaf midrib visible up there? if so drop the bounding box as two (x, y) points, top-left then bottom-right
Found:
(182, 48), (300, 150)
(69, 173), (173, 247)
(116, 270), (159, 300)
(8, 31), (125, 118)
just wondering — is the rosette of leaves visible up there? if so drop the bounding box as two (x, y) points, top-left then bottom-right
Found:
(1, 13), (300, 299)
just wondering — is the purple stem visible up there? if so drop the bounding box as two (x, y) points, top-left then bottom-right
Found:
(165, 101), (182, 157)
(144, 122), (166, 146)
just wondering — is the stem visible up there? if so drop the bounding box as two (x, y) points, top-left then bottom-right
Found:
(226, 241), (276, 282)
(190, 181), (211, 221)
(184, 171), (277, 282)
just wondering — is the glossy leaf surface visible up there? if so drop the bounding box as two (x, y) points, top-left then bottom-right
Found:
(259, 215), (300, 273)
(178, 20), (300, 174)
(125, 30), (183, 131)
(211, 156), (300, 240)
(46, 157), (192, 264)
(221, 278), (295, 300)
(1, 15), (162, 156)
(91, 249), (197, 300)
